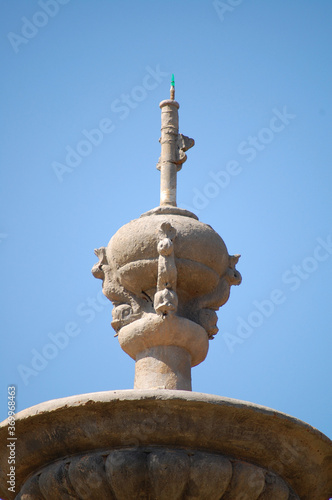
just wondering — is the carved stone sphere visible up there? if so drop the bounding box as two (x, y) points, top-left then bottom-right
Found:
(107, 212), (230, 300)
(94, 208), (241, 339)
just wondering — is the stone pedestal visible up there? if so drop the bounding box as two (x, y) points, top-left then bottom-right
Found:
(134, 346), (192, 390)
(118, 312), (209, 391)
(0, 390), (331, 499)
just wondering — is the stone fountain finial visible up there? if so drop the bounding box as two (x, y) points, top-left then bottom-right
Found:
(92, 82), (241, 390)
(1, 82), (330, 500)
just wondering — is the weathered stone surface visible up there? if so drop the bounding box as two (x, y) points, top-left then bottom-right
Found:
(259, 471), (290, 499)
(18, 475), (44, 500)
(38, 461), (76, 499)
(68, 454), (114, 499)
(148, 449), (190, 499)
(223, 461), (265, 499)
(184, 452), (232, 499)
(105, 450), (147, 499)
(1, 390), (331, 499)
(135, 345), (192, 390)
(118, 313), (208, 367)
(13, 448), (298, 499)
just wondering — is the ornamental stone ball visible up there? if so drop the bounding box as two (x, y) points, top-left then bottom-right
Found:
(92, 77), (241, 390)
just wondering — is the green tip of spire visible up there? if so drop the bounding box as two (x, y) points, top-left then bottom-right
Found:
(171, 74), (175, 87)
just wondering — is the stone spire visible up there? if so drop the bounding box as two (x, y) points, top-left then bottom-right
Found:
(156, 75), (194, 206)
(92, 81), (242, 390)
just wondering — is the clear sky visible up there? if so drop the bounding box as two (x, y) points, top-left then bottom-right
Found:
(1, 1), (331, 439)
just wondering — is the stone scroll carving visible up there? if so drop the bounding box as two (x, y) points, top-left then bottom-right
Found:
(190, 253), (242, 339)
(92, 247), (147, 335)
(176, 133), (195, 166)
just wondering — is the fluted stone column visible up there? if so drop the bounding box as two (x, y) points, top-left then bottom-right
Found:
(158, 98), (179, 206)
(156, 76), (194, 207)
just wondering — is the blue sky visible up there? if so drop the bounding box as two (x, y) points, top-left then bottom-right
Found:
(1, 1), (331, 439)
